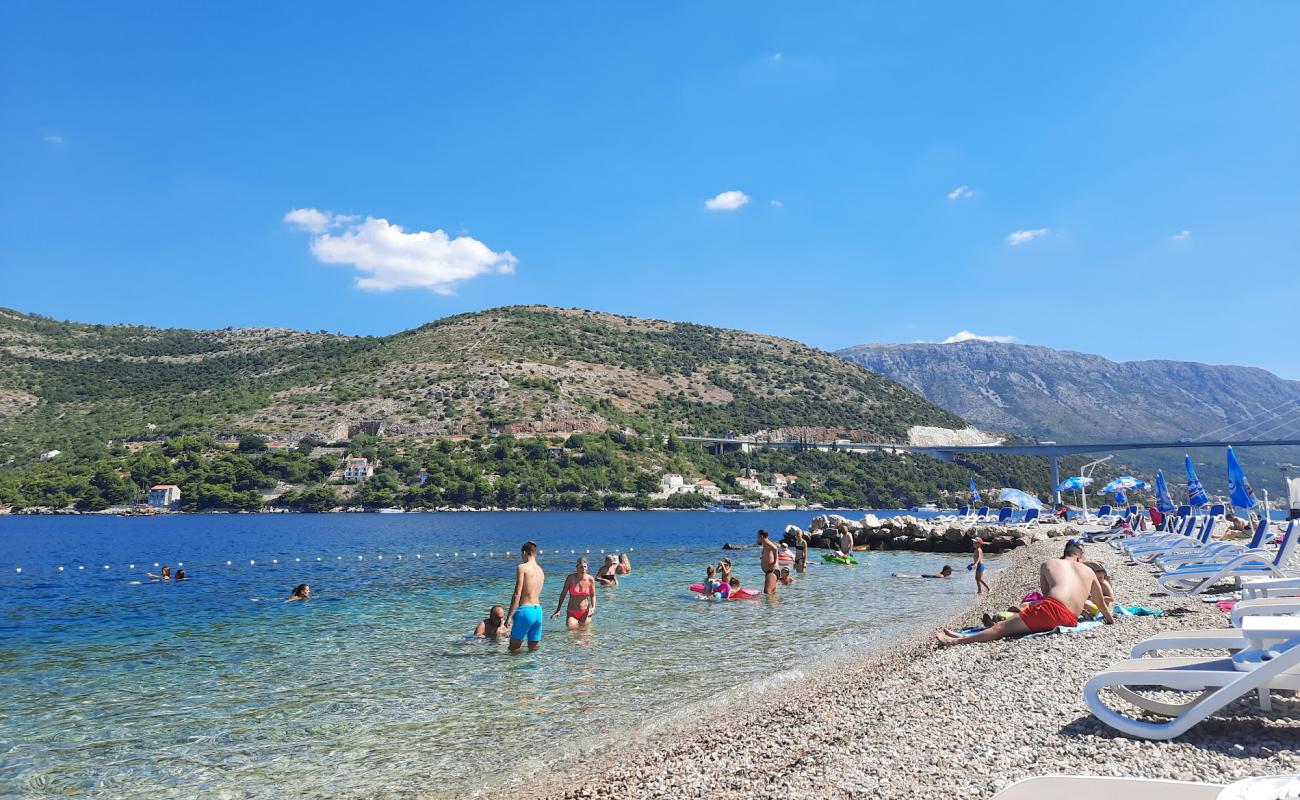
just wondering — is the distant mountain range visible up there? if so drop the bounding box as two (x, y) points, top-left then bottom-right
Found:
(838, 340), (1300, 497)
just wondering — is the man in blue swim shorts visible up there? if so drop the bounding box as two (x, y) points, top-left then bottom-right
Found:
(506, 540), (546, 652)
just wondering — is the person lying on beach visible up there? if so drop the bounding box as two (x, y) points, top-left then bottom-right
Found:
(551, 557), (597, 629)
(892, 565), (954, 579)
(779, 567), (795, 585)
(616, 553), (632, 575)
(595, 555), (619, 586)
(475, 604), (510, 638)
(1224, 512), (1250, 534)
(969, 539), (990, 594)
(1053, 503), (1069, 520)
(756, 529), (779, 595)
(285, 583), (310, 602)
(936, 542), (1114, 646)
(148, 566), (172, 581)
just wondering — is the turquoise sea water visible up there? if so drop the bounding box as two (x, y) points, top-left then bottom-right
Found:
(0, 512), (977, 798)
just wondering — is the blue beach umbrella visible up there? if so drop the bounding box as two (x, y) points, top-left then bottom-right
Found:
(1185, 455), (1210, 507)
(1100, 476), (1147, 507)
(1154, 470), (1176, 514)
(1226, 446), (1257, 509)
(969, 478), (981, 506)
(998, 488), (1044, 510)
(1055, 476), (1092, 493)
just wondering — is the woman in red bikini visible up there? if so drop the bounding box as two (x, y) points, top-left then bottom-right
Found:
(551, 557), (598, 629)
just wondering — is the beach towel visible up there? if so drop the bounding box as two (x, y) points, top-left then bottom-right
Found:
(1111, 604), (1163, 617)
(1216, 599), (1239, 613)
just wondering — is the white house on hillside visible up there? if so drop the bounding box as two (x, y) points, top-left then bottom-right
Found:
(344, 457), (374, 482)
(148, 484), (181, 509)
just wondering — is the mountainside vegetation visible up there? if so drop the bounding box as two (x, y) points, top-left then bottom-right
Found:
(0, 306), (1072, 512)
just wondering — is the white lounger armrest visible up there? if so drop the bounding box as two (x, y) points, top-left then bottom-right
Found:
(1231, 597), (1300, 626)
(991, 775), (1222, 800)
(1242, 576), (1300, 599)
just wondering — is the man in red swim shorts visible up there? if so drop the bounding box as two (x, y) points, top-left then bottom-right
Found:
(935, 541), (1115, 646)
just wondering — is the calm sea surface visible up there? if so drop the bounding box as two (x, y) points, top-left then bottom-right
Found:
(0, 511), (977, 798)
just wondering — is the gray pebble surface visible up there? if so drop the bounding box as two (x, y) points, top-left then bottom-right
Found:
(498, 539), (1299, 799)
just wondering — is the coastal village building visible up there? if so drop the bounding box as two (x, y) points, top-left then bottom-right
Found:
(693, 479), (721, 499)
(735, 475), (762, 493)
(418, 468), (429, 486)
(343, 457), (374, 482)
(147, 484), (181, 509)
(38, 450), (61, 461)
(659, 473), (685, 492)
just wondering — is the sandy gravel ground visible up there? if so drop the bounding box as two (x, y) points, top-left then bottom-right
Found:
(497, 537), (1299, 800)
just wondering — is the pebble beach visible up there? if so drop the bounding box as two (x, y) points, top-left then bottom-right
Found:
(505, 537), (1300, 799)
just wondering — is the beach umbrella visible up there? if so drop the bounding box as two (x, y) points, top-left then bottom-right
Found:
(1154, 470), (1176, 514)
(1226, 446), (1257, 509)
(997, 488), (1044, 510)
(1055, 476), (1092, 493)
(969, 478), (981, 505)
(1100, 476), (1147, 507)
(1185, 455), (1210, 507)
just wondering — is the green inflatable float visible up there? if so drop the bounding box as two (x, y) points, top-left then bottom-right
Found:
(822, 553), (858, 565)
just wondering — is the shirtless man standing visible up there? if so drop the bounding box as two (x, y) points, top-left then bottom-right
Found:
(836, 525), (856, 558)
(756, 529), (779, 595)
(935, 541), (1114, 646)
(506, 540), (546, 653)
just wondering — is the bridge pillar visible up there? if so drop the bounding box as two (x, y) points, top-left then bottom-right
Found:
(1050, 455), (1061, 504)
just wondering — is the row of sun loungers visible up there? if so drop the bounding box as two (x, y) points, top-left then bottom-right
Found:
(1085, 508), (1300, 739)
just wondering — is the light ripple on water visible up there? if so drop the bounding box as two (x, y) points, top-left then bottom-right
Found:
(0, 511), (974, 798)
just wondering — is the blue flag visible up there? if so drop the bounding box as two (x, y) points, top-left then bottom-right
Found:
(969, 478), (980, 505)
(1185, 455), (1210, 507)
(1226, 446), (1257, 509)
(1154, 470), (1176, 514)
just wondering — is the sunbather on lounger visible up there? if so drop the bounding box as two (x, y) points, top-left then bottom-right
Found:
(936, 541), (1114, 646)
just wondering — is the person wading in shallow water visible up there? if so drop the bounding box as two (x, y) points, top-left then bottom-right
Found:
(506, 541), (545, 653)
(756, 529), (779, 595)
(552, 557), (597, 629)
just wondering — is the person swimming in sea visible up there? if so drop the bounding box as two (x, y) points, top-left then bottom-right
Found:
(892, 565), (954, 579)
(148, 565), (172, 581)
(616, 553), (632, 575)
(594, 554), (619, 587)
(778, 567), (795, 585)
(551, 557), (597, 629)
(475, 604), (510, 638)
(174, 569), (187, 581)
(285, 583), (310, 602)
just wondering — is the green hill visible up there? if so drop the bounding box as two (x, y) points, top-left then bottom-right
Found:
(0, 306), (1069, 511)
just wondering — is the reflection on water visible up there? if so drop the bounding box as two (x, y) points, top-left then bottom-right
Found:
(0, 512), (974, 798)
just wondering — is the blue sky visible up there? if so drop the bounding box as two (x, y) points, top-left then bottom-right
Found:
(3, 2), (1298, 377)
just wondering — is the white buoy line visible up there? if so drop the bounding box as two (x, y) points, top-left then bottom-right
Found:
(7, 546), (633, 576)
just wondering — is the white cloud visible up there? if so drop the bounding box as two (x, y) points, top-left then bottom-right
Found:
(1172, 229), (1192, 241)
(44, 134), (64, 144)
(1006, 227), (1049, 246)
(941, 331), (1019, 344)
(704, 190), (750, 211)
(283, 208), (341, 234)
(946, 185), (973, 200)
(769, 199), (783, 208)
(284, 209), (516, 294)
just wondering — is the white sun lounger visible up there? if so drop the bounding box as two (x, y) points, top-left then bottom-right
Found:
(1156, 517), (1271, 572)
(991, 775), (1222, 800)
(1085, 617), (1300, 738)
(1157, 521), (1298, 597)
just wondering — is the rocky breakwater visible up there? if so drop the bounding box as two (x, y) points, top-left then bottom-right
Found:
(783, 513), (1083, 554)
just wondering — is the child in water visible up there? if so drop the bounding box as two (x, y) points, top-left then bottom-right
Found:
(285, 584), (310, 602)
(969, 539), (990, 594)
(779, 567), (795, 585)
